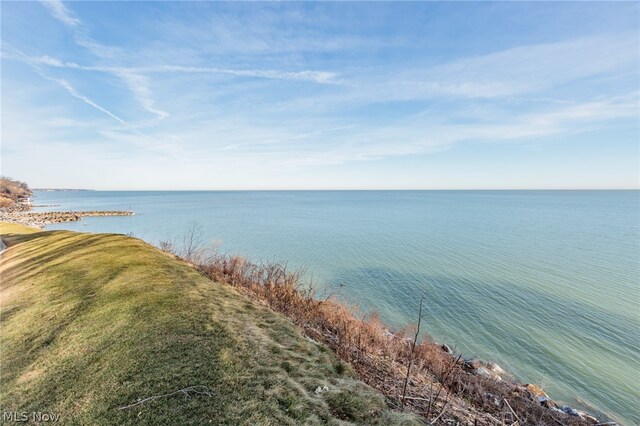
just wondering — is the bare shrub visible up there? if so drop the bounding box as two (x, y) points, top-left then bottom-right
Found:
(159, 228), (592, 426)
(158, 239), (176, 253)
(181, 222), (205, 263)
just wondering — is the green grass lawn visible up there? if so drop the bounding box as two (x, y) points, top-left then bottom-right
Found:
(0, 223), (422, 425)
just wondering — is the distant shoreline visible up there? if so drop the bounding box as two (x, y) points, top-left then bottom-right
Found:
(31, 188), (640, 192)
(33, 188), (95, 192)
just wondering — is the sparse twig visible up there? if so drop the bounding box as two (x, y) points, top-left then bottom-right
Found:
(401, 296), (425, 410)
(392, 395), (431, 402)
(503, 399), (521, 425)
(426, 354), (461, 420)
(117, 385), (213, 410)
(430, 395), (452, 425)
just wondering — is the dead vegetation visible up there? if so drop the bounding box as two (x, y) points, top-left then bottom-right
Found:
(0, 177), (32, 211)
(160, 225), (595, 426)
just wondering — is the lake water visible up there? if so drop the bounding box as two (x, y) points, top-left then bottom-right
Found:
(32, 190), (639, 424)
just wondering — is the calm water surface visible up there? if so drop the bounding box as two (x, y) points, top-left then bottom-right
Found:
(34, 190), (639, 424)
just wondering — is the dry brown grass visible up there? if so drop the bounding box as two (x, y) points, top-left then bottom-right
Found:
(161, 230), (593, 426)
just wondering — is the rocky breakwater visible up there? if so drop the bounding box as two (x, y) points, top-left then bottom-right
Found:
(462, 357), (603, 424)
(0, 210), (134, 228)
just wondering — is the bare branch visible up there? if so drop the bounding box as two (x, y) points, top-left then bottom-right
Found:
(503, 399), (521, 425)
(117, 385), (213, 410)
(401, 295), (425, 410)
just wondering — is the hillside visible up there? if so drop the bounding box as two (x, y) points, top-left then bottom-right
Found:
(0, 223), (421, 425)
(0, 177), (32, 210)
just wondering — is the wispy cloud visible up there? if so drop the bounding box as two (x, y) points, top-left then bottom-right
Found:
(153, 65), (338, 84)
(51, 77), (128, 125)
(3, 1), (637, 189)
(37, 1), (168, 123)
(413, 33), (639, 98)
(41, 0), (115, 56)
(325, 33), (640, 105)
(6, 46), (130, 126)
(30, 0), (340, 129)
(115, 71), (169, 122)
(39, 0), (79, 27)
(19, 55), (340, 84)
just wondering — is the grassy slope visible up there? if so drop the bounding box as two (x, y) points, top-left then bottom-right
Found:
(0, 223), (421, 425)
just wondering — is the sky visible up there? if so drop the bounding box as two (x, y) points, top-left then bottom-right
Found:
(1, 1), (639, 190)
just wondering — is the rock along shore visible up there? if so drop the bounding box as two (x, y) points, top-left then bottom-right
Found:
(457, 356), (601, 424)
(0, 201), (134, 228)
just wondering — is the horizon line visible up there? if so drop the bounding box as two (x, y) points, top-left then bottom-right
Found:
(32, 188), (640, 192)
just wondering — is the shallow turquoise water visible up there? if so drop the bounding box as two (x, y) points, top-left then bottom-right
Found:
(34, 190), (639, 424)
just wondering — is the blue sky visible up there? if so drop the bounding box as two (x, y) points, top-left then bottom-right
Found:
(1, 1), (638, 190)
